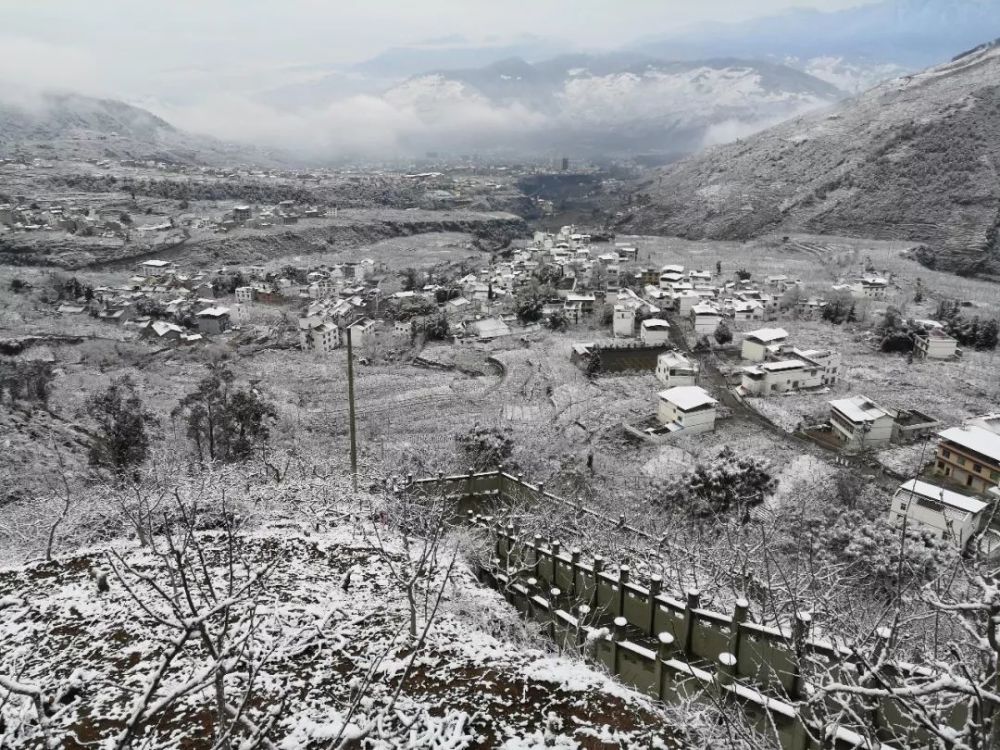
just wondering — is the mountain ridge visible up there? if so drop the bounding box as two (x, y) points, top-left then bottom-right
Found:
(620, 42), (1000, 276)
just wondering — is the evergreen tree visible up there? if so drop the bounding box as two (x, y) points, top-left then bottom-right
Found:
(172, 366), (277, 464)
(85, 376), (158, 475)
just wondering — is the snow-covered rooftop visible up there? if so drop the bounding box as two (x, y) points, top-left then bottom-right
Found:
(830, 396), (890, 423)
(898, 479), (988, 515)
(745, 327), (788, 343)
(938, 425), (1000, 463)
(659, 385), (717, 411)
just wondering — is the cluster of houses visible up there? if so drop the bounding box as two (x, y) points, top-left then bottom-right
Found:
(0, 200), (140, 238)
(54, 258), (236, 342)
(887, 415), (1000, 558)
(216, 200), (328, 233)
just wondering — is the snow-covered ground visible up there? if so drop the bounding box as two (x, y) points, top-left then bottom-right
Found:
(0, 517), (675, 749)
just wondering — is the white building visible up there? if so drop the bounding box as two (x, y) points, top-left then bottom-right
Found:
(640, 318), (671, 346)
(829, 396), (894, 451)
(889, 479), (989, 549)
(348, 318), (378, 347)
(691, 302), (723, 336)
(235, 286), (255, 303)
(299, 317), (342, 354)
(657, 386), (718, 435)
(914, 329), (958, 360)
(741, 349), (839, 396)
(138, 259), (176, 278)
(741, 328), (789, 362)
(731, 300), (765, 322)
(613, 304), (636, 337)
(656, 351), (699, 387)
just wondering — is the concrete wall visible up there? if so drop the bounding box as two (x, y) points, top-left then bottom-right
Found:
(407, 470), (969, 749)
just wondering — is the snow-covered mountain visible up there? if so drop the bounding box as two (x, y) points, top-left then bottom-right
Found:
(0, 93), (279, 166)
(621, 40), (1000, 276)
(381, 55), (844, 156)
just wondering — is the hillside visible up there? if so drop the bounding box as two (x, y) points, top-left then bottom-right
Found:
(0, 93), (279, 167)
(0, 516), (675, 748)
(621, 42), (1000, 276)
(381, 54), (845, 157)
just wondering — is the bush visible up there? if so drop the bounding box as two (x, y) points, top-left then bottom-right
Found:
(455, 425), (514, 471)
(713, 321), (733, 345)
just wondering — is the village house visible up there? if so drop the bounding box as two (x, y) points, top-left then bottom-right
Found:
(564, 293), (596, 324)
(138, 259), (176, 278)
(914, 328), (959, 360)
(731, 299), (765, 322)
(829, 396), (895, 451)
(299, 318), (341, 355)
(934, 425), (1000, 495)
(889, 479), (989, 550)
(141, 320), (184, 343)
(656, 351), (699, 387)
(235, 286), (256, 304)
(740, 349), (839, 396)
(691, 302), (722, 336)
(674, 290), (701, 315)
(196, 306), (231, 335)
(640, 318), (671, 346)
(347, 318), (378, 348)
(233, 205), (252, 222)
(468, 317), (512, 341)
(656, 386), (718, 435)
(741, 328), (789, 362)
(613, 304), (636, 337)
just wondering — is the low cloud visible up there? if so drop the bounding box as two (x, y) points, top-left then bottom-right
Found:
(153, 88), (549, 159)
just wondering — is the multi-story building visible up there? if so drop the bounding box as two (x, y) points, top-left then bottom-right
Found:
(889, 479), (989, 549)
(655, 351), (699, 387)
(934, 425), (1000, 495)
(829, 396), (894, 451)
(657, 386), (718, 435)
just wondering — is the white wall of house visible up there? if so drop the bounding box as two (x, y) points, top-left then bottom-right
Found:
(693, 313), (721, 335)
(613, 306), (635, 337)
(889, 485), (986, 548)
(915, 334), (958, 360)
(830, 410), (894, 450)
(640, 321), (671, 346)
(741, 339), (769, 362)
(658, 399), (717, 434)
(656, 355), (698, 387)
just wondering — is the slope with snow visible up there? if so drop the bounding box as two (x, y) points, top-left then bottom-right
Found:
(622, 42), (1000, 276)
(0, 519), (675, 748)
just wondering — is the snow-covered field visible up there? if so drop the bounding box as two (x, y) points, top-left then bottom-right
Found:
(0, 517), (675, 748)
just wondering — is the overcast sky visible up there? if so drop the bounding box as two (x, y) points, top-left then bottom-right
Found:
(0, 0), (879, 98)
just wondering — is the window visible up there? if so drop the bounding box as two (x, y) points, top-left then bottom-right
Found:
(942, 449), (951, 459)
(937, 461), (945, 470)
(957, 457), (966, 466)
(973, 464), (983, 474)
(991, 471), (1000, 482)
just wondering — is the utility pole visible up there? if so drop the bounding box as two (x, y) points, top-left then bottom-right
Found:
(346, 326), (358, 492)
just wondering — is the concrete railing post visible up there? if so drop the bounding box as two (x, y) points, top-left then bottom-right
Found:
(730, 598), (749, 674)
(592, 556), (604, 612)
(617, 565), (630, 618)
(791, 611), (813, 700)
(576, 604), (591, 648)
(504, 524), (514, 573)
(612, 616), (627, 673)
(533, 534), (543, 579)
(715, 652), (738, 703)
(570, 548), (581, 600)
(525, 577), (537, 620)
(683, 589), (701, 658)
(656, 632), (675, 700)
(647, 575), (662, 636)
